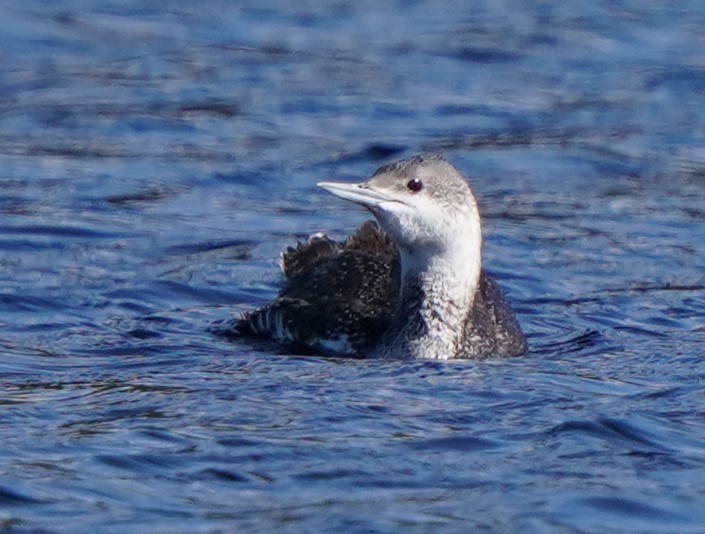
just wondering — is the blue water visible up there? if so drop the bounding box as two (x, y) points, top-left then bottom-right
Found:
(2, 1), (705, 531)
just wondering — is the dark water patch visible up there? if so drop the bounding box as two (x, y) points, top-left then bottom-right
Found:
(582, 496), (685, 520)
(215, 436), (262, 448)
(216, 43), (295, 62)
(125, 327), (162, 340)
(646, 67), (705, 91)
(434, 103), (511, 118)
(105, 186), (176, 206)
(0, 485), (44, 505)
(25, 143), (129, 159)
(454, 46), (523, 64)
(327, 143), (408, 165)
(172, 100), (240, 118)
(200, 467), (250, 483)
(548, 417), (671, 453)
(0, 198), (34, 216)
(0, 294), (66, 313)
(136, 429), (194, 446)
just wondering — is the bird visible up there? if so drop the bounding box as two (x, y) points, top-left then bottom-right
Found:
(233, 154), (527, 360)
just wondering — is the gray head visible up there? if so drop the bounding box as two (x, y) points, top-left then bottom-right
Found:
(318, 154), (482, 259)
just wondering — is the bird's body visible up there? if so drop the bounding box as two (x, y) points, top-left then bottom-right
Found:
(235, 154), (527, 360)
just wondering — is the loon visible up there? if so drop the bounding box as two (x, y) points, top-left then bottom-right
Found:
(234, 154), (527, 360)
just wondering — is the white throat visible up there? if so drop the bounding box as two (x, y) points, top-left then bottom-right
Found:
(376, 225), (483, 360)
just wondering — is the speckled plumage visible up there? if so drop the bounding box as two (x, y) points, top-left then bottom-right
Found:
(234, 154), (527, 359)
(237, 222), (398, 355)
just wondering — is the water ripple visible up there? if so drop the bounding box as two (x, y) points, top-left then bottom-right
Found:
(2, 1), (705, 532)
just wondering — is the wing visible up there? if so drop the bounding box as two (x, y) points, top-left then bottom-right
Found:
(234, 221), (400, 356)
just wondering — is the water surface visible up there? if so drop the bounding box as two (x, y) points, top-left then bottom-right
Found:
(2, 1), (705, 532)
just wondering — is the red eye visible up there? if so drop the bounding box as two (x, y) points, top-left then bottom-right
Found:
(406, 178), (423, 192)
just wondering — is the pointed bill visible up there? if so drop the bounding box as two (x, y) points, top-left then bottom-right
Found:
(317, 181), (395, 208)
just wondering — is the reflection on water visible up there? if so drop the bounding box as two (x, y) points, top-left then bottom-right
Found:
(2, 1), (705, 531)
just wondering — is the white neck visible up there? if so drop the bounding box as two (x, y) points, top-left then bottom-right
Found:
(376, 234), (482, 360)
